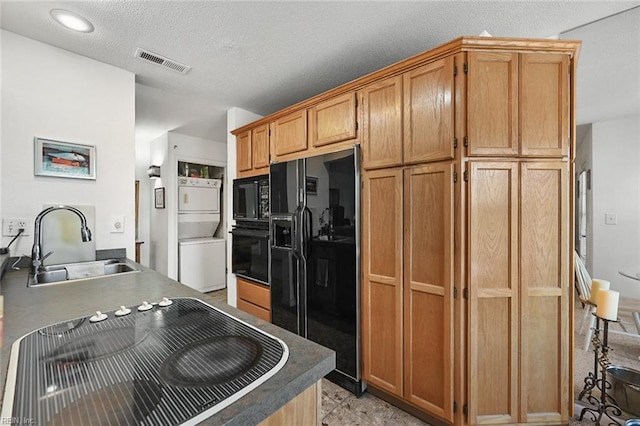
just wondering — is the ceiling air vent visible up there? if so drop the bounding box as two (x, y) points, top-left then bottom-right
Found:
(135, 48), (191, 74)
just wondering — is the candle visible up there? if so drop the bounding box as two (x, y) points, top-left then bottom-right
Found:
(596, 289), (620, 321)
(589, 279), (610, 304)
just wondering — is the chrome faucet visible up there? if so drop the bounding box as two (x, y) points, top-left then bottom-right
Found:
(30, 205), (92, 279)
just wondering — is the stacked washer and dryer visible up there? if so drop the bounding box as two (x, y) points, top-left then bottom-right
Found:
(177, 176), (226, 292)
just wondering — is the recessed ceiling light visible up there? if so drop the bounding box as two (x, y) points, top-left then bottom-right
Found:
(50, 9), (94, 33)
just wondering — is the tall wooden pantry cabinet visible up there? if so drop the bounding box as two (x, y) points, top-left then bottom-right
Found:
(361, 37), (579, 426)
(232, 35), (580, 426)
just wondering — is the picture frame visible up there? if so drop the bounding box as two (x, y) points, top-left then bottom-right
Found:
(155, 187), (165, 209)
(306, 176), (318, 195)
(34, 137), (96, 180)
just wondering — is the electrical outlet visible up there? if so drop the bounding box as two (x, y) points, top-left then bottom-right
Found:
(2, 218), (31, 236)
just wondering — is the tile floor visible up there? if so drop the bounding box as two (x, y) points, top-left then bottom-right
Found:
(320, 379), (428, 426)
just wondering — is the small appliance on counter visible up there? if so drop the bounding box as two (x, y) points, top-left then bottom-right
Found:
(177, 174), (225, 292)
(1, 297), (289, 425)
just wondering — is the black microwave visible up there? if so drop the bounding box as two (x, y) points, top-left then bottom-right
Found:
(233, 175), (269, 222)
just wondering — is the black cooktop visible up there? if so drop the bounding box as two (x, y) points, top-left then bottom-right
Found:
(2, 298), (288, 425)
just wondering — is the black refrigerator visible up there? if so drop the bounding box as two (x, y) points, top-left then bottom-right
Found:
(269, 146), (364, 395)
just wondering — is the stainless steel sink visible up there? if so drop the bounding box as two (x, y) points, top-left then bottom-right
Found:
(28, 258), (140, 286)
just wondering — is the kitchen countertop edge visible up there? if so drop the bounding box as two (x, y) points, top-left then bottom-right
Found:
(0, 262), (336, 425)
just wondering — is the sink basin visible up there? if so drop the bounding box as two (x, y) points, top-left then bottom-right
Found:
(28, 258), (140, 286)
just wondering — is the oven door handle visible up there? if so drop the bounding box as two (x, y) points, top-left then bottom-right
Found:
(230, 228), (269, 238)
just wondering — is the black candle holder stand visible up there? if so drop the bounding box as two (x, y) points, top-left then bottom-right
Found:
(578, 314), (623, 425)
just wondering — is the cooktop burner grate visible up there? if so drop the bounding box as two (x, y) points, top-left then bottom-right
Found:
(6, 298), (287, 425)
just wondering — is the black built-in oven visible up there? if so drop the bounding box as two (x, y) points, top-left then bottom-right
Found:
(233, 175), (269, 222)
(231, 221), (269, 285)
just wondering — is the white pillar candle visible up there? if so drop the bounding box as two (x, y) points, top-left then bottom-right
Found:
(596, 289), (619, 321)
(589, 279), (610, 304)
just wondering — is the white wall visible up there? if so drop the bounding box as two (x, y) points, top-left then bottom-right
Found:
(590, 116), (640, 298)
(147, 131), (227, 279)
(0, 30), (135, 258)
(225, 107), (263, 306)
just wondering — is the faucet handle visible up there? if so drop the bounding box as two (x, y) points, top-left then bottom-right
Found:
(42, 251), (54, 261)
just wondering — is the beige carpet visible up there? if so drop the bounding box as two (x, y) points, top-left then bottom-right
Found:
(573, 300), (640, 423)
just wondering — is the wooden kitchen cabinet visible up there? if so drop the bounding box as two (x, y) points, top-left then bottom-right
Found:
(362, 163), (455, 421)
(237, 130), (253, 173)
(361, 75), (403, 169)
(273, 110), (307, 157)
(362, 168), (404, 396)
(467, 52), (569, 158)
(237, 277), (271, 322)
(467, 160), (570, 424)
(236, 124), (270, 178)
(308, 92), (358, 147)
(467, 161), (519, 424)
(252, 123), (271, 170)
(362, 57), (455, 170)
(403, 57), (455, 164)
(403, 163), (454, 422)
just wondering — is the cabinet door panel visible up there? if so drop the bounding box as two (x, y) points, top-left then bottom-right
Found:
(404, 57), (455, 164)
(468, 161), (518, 424)
(467, 52), (518, 156)
(520, 54), (569, 157)
(252, 124), (270, 169)
(273, 110), (307, 157)
(309, 92), (357, 147)
(362, 169), (403, 395)
(361, 76), (403, 169)
(237, 131), (252, 172)
(519, 162), (569, 423)
(403, 164), (454, 421)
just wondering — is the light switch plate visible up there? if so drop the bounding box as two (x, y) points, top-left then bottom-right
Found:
(110, 215), (125, 233)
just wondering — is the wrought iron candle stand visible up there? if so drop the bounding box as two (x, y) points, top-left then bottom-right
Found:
(578, 314), (623, 425)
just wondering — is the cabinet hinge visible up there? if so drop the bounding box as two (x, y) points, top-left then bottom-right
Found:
(453, 400), (457, 413)
(463, 136), (469, 147)
(355, 97), (358, 108)
(454, 137), (458, 149)
(464, 62), (468, 74)
(463, 288), (469, 299)
(463, 171), (469, 182)
(454, 287), (458, 298)
(453, 171), (458, 183)
(463, 404), (469, 417)
(454, 64), (457, 77)
(268, 128), (271, 137)
(356, 121), (359, 131)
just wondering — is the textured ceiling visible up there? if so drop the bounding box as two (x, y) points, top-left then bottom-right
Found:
(1, 1), (639, 143)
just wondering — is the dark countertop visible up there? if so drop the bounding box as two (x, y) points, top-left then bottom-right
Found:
(0, 262), (335, 425)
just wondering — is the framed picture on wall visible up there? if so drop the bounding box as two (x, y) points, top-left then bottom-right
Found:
(34, 137), (96, 180)
(306, 176), (318, 195)
(155, 187), (165, 209)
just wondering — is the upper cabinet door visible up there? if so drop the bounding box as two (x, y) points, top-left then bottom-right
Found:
(361, 75), (403, 170)
(467, 52), (519, 157)
(403, 57), (455, 164)
(252, 124), (270, 169)
(236, 130), (252, 172)
(273, 110), (307, 157)
(519, 54), (569, 157)
(308, 92), (357, 147)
